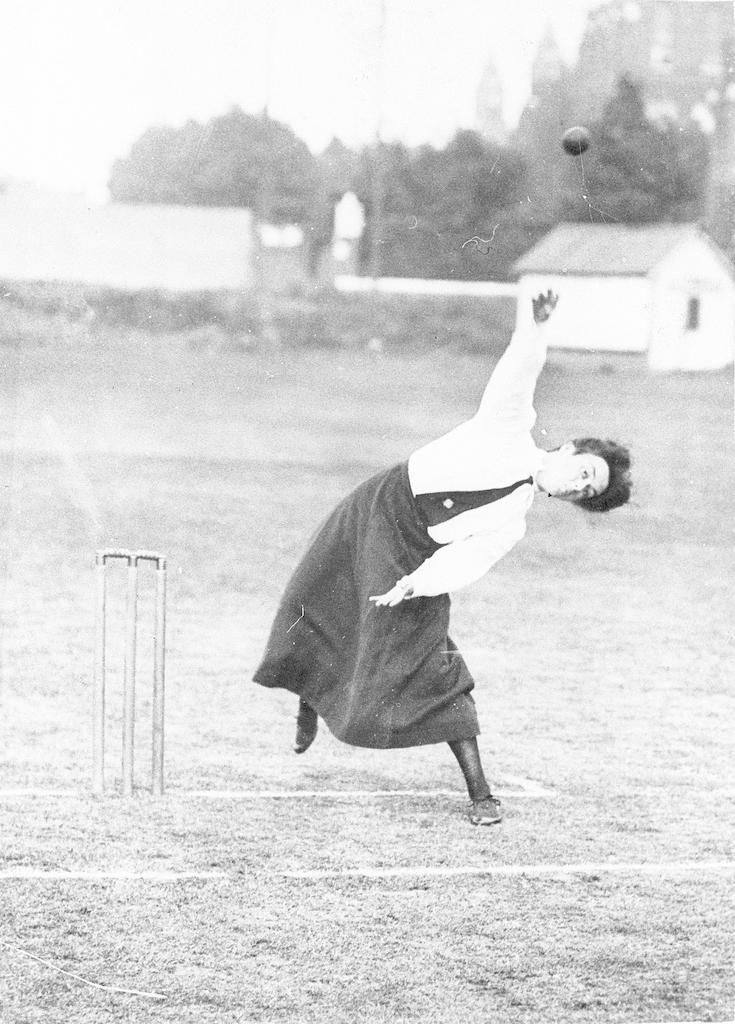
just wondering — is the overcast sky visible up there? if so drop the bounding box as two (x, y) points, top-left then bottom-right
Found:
(1, 0), (600, 200)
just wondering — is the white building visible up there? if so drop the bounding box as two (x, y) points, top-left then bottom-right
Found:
(513, 223), (735, 371)
(0, 183), (256, 291)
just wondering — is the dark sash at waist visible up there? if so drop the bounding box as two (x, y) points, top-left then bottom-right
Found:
(413, 477), (533, 528)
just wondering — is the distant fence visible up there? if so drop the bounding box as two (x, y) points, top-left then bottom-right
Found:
(334, 275), (518, 298)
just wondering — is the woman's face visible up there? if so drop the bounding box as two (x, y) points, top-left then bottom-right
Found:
(538, 443), (609, 501)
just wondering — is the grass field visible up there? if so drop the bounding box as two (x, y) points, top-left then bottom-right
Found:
(0, 310), (734, 1023)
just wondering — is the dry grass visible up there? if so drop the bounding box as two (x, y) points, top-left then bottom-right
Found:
(0, 314), (733, 1023)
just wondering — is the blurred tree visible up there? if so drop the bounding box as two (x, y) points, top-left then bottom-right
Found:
(317, 137), (359, 204)
(353, 130), (528, 280)
(109, 107), (319, 224)
(560, 77), (709, 224)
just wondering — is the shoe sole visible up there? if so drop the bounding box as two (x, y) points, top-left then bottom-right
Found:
(293, 735), (316, 754)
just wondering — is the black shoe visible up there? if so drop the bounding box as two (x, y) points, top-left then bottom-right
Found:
(294, 700), (318, 754)
(468, 794), (502, 826)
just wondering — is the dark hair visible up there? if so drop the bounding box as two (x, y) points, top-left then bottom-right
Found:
(571, 437), (632, 513)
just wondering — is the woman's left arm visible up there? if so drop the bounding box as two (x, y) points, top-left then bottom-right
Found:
(369, 520), (526, 606)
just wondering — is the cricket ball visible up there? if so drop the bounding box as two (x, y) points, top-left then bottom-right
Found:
(562, 126), (590, 156)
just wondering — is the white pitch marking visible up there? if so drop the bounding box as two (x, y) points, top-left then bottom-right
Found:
(0, 869), (228, 881)
(184, 789), (462, 799)
(0, 787), (553, 800)
(178, 786), (552, 800)
(0, 789), (79, 798)
(283, 861), (735, 880)
(500, 774), (555, 797)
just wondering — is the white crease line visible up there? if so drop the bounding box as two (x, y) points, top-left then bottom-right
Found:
(0, 870), (228, 881)
(4, 862), (735, 885)
(0, 787), (554, 800)
(0, 790), (79, 798)
(499, 774), (556, 797)
(283, 861), (735, 880)
(178, 787), (552, 800)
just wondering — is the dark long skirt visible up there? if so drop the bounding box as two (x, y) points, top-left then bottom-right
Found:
(252, 462), (479, 748)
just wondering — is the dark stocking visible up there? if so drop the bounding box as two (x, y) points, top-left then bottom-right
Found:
(448, 737), (492, 801)
(294, 698), (318, 753)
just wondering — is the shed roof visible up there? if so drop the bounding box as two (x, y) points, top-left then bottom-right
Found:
(513, 223), (717, 277)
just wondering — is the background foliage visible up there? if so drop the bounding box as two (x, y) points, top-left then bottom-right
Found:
(108, 78), (711, 281)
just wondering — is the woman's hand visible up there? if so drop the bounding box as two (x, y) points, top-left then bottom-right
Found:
(369, 579), (415, 607)
(532, 290), (558, 323)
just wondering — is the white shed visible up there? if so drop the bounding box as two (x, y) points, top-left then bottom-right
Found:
(0, 183), (257, 292)
(513, 223), (735, 370)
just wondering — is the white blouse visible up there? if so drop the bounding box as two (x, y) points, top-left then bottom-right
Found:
(402, 319), (552, 597)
